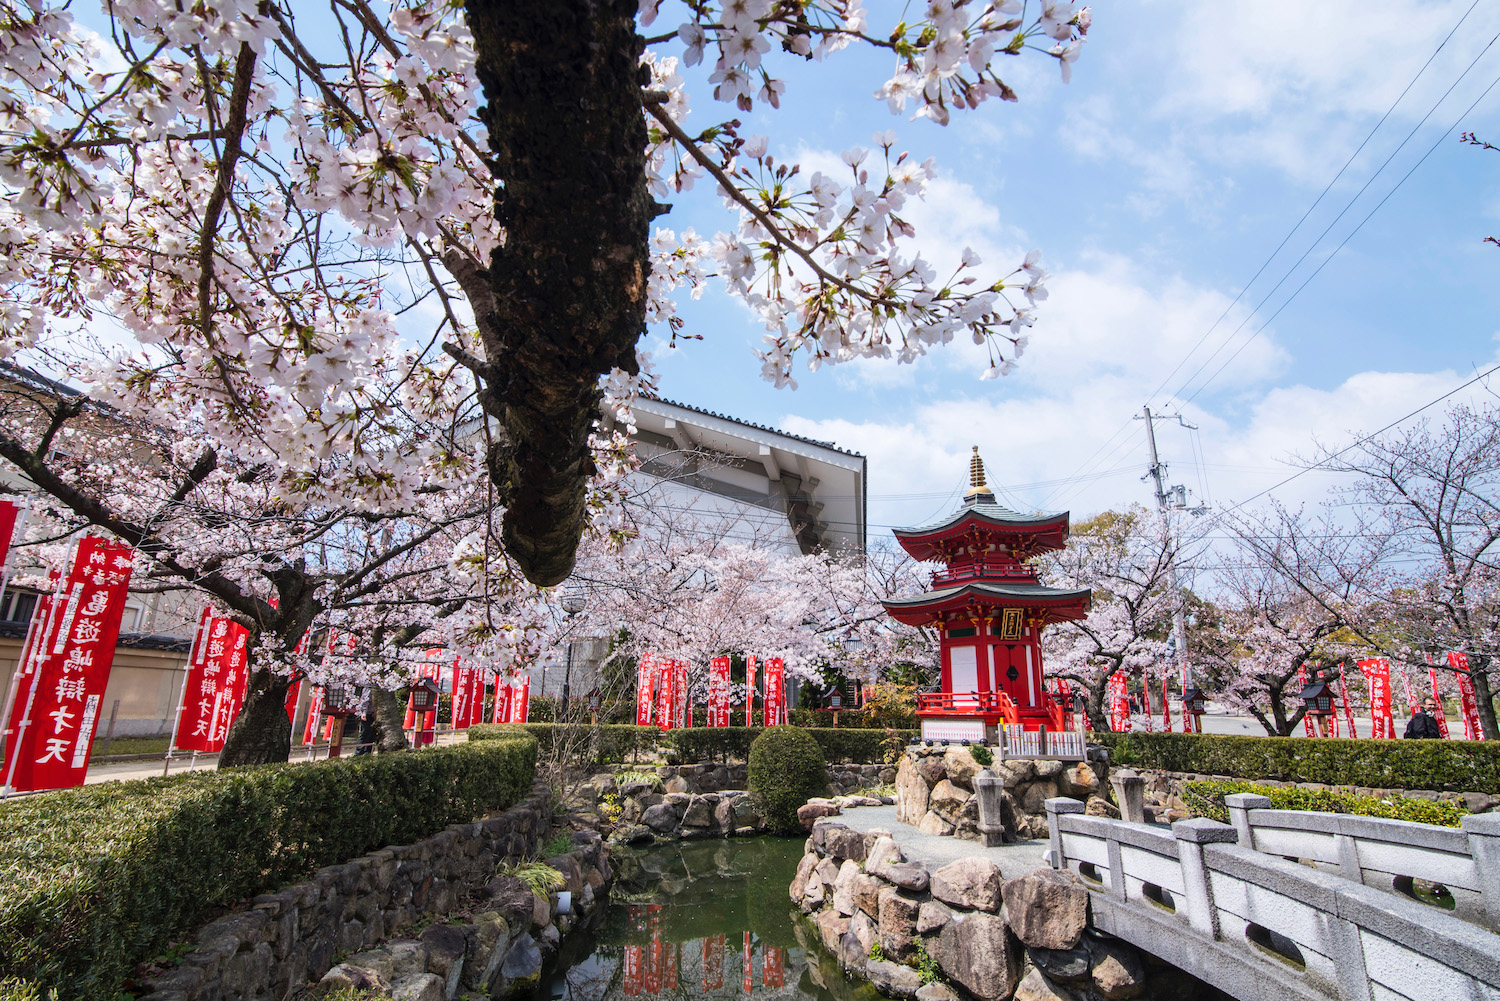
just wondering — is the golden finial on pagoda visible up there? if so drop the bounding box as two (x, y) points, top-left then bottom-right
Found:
(966, 446), (992, 496)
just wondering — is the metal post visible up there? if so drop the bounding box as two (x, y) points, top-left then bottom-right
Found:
(561, 637), (574, 720)
(100, 699), (121, 757)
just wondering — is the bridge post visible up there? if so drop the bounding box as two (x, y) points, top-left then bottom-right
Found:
(1109, 767), (1147, 824)
(1043, 797), (1084, 870)
(1223, 792), (1269, 847)
(1172, 819), (1238, 939)
(1462, 812), (1500, 931)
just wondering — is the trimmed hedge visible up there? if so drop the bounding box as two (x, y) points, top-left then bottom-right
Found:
(748, 727), (831, 834)
(1095, 731), (1500, 793)
(0, 735), (537, 999)
(468, 723), (918, 766)
(1180, 779), (1467, 828)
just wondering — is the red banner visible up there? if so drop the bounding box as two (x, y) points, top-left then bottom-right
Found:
(745, 656), (757, 726)
(404, 651), (443, 732)
(1338, 663), (1357, 738)
(302, 686), (324, 743)
(674, 660), (689, 728)
(1450, 652), (1485, 740)
(762, 945), (784, 988)
(495, 673), (513, 724)
(1160, 674), (1171, 733)
(0, 499), (20, 575)
(1299, 664), (1315, 737)
(171, 609), (251, 752)
(452, 662), (490, 730)
(1141, 672), (1154, 732)
(702, 934), (724, 991)
(635, 653), (655, 726)
(1358, 658), (1394, 739)
(709, 657), (730, 727)
(514, 672), (530, 723)
(1428, 666), (1450, 738)
(284, 676), (302, 728)
(645, 905), (662, 994)
(743, 931), (753, 992)
(1108, 671), (1130, 733)
(3, 537), (135, 793)
(764, 658), (785, 726)
(656, 660), (674, 731)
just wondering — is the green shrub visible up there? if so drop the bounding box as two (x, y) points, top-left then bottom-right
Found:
(970, 744), (994, 767)
(469, 723), (917, 766)
(0, 735), (536, 999)
(0, 978), (46, 1001)
(1180, 779), (1467, 827)
(748, 726), (831, 834)
(1095, 732), (1500, 793)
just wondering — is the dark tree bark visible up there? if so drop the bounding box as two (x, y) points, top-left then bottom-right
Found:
(1471, 656), (1498, 741)
(371, 686), (411, 752)
(461, 0), (655, 586)
(218, 671), (294, 768)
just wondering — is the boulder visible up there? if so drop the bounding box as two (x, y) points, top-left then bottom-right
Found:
(665, 776), (692, 794)
(1056, 763), (1099, 798)
(944, 749), (984, 790)
(419, 924), (468, 977)
(995, 760), (1035, 788)
(801, 879), (826, 913)
(877, 887), (922, 962)
(1089, 940), (1145, 1000)
(895, 756), (930, 824)
(1001, 869), (1089, 951)
(917, 811), (955, 836)
(799, 803), (841, 829)
(714, 798), (738, 829)
(853, 874), (884, 918)
(498, 933), (543, 994)
(390, 973), (446, 1001)
(865, 959), (924, 999)
(387, 940), (429, 976)
(931, 857), (1003, 912)
(832, 860), (862, 916)
(641, 803), (680, 834)
(1027, 944), (1091, 983)
(916, 754), (948, 786)
(814, 856), (840, 887)
(317, 964), (390, 995)
(917, 899), (953, 935)
(839, 929), (867, 971)
(823, 825), (869, 862)
(915, 983), (960, 1001)
(816, 910), (851, 954)
(851, 911), (878, 954)
(1032, 759), (1065, 780)
(681, 797), (714, 828)
(1084, 797), (1120, 820)
(342, 951), (396, 982)
(1013, 965), (1080, 1001)
(790, 853), (819, 902)
(927, 911), (1020, 1001)
(1020, 780), (1058, 814)
(928, 780), (971, 822)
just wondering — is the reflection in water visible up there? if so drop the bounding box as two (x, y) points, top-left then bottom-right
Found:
(530, 839), (879, 1001)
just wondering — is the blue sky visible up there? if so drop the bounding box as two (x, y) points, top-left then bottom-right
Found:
(640, 1), (1500, 534)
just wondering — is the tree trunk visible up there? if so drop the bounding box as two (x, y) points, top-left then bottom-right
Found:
(218, 669), (293, 767)
(1471, 657), (1498, 742)
(463, 0), (655, 586)
(371, 686), (410, 752)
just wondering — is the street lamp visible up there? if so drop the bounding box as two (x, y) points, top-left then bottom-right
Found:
(559, 583), (586, 718)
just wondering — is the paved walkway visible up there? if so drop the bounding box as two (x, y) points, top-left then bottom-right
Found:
(832, 802), (1050, 877)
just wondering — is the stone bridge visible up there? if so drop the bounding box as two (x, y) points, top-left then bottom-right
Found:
(1043, 793), (1500, 1001)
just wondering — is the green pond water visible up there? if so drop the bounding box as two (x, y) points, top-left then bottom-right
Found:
(529, 838), (880, 1001)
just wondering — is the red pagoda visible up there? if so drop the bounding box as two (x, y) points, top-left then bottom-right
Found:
(883, 448), (1091, 747)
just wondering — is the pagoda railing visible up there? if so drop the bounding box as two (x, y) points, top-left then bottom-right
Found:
(930, 558), (1038, 587)
(1040, 690), (1067, 732)
(916, 690), (1020, 726)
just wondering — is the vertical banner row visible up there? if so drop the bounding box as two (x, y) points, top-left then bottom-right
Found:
(763, 658), (785, 726)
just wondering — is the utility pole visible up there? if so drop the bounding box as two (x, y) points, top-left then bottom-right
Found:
(1137, 406), (1193, 690)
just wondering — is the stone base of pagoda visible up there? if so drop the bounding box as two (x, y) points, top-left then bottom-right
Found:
(916, 710), (1087, 760)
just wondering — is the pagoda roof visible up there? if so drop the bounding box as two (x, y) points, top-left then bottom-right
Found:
(892, 492), (1071, 561)
(882, 580), (1091, 626)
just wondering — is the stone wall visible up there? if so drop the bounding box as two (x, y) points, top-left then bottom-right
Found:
(575, 761), (894, 844)
(894, 747), (1109, 842)
(139, 786), (613, 1001)
(793, 820), (1224, 1001)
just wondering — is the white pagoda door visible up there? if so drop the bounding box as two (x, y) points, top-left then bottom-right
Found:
(949, 645), (979, 706)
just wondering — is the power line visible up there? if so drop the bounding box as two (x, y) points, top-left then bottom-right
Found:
(1160, 2), (1491, 408)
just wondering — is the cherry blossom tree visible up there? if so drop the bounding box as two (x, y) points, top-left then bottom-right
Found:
(0, 0), (1091, 588)
(0, 364), (557, 765)
(1316, 401), (1500, 739)
(1038, 507), (1189, 731)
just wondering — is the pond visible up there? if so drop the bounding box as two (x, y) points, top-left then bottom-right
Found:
(529, 838), (880, 1001)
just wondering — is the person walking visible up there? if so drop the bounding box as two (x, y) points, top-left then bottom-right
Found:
(1403, 697), (1445, 739)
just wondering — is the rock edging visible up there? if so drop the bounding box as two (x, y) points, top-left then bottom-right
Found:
(794, 819), (1221, 1001)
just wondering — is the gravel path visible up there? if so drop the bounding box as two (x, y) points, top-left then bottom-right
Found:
(830, 802), (1050, 877)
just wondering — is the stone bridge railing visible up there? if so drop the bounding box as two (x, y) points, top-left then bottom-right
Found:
(1043, 797), (1500, 1001)
(1224, 792), (1500, 929)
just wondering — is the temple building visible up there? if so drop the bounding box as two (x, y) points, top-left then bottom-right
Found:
(882, 448), (1091, 749)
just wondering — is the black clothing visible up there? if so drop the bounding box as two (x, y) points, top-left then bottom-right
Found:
(1403, 710), (1443, 739)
